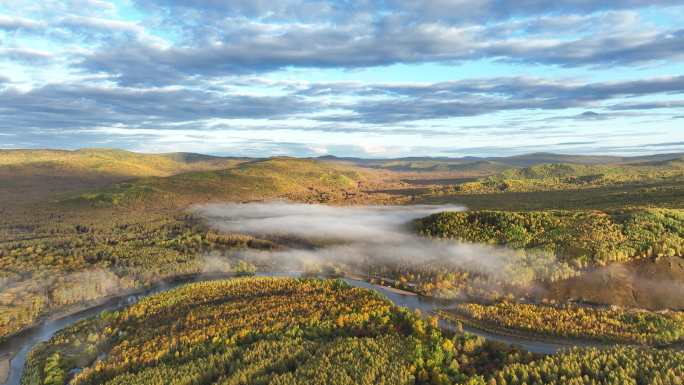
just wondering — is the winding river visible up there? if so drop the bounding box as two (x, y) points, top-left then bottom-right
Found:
(0, 272), (608, 385)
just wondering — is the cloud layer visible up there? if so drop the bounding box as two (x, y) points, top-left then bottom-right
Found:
(0, 0), (682, 156)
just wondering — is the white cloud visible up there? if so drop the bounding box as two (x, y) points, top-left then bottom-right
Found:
(0, 0), (682, 156)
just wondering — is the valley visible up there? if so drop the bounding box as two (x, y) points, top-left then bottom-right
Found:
(1, 149), (684, 384)
(6, 1), (684, 383)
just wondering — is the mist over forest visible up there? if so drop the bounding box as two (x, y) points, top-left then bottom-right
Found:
(195, 202), (575, 291)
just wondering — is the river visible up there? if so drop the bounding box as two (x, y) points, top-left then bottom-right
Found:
(0, 272), (608, 385)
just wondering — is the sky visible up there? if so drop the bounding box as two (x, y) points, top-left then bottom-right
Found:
(0, 0), (683, 158)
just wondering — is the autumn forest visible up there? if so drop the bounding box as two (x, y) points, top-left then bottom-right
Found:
(1, 149), (684, 385)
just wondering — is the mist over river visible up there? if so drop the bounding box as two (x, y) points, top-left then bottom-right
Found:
(0, 203), (622, 385)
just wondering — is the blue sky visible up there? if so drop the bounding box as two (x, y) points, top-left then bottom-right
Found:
(0, 0), (683, 158)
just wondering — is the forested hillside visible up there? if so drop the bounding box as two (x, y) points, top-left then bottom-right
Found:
(0, 156), (402, 341)
(0, 149), (244, 177)
(416, 209), (684, 267)
(4, 149), (684, 385)
(0, 149), (247, 205)
(21, 278), (527, 385)
(408, 209), (684, 309)
(488, 347), (684, 385)
(328, 152), (684, 170)
(0, 208), (267, 340)
(68, 157), (399, 207)
(22, 277), (684, 385)
(445, 302), (684, 345)
(363, 159), (511, 175)
(440, 159), (684, 194)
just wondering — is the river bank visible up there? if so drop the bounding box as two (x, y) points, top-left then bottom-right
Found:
(0, 272), (667, 385)
(0, 271), (265, 385)
(0, 354), (8, 384)
(437, 310), (615, 350)
(438, 307), (684, 349)
(345, 273), (418, 296)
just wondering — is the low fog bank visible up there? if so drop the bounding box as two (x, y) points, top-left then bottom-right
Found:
(193, 202), (574, 287)
(548, 260), (684, 310)
(193, 202), (465, 243)
(0, 268), (131, 304)
(0, 267), (136, 340)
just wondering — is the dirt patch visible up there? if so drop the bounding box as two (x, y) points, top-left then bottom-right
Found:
(547, 257), (684, 310)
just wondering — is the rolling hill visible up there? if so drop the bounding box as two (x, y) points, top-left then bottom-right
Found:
(439, 157), (684, 194)
(0, 149), (249, 205)
(68, 157), (397, 208)
(0, 148), (247, 177)
(415, 209), (684, 266)
(319, 152), (684, 170)
(4, 148), (684, 209)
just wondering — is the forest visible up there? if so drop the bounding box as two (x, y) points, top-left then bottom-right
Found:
(0, 208), (264, 340)
(3, 0), (684, 380)
(3, 149), (684, 385)
(489, 347), (684, 385)
(435, 158), (684, 194)
(21, 278), (684, 385)
(0, 154), (401, 342)
(20, 278), (531, 385)
(415, 209), (684, 267)
(445, 302), (684, 345)
(3, 154), (684, 342)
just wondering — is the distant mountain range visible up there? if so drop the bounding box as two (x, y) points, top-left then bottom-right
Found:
(2, 148), (683, 206)
(316, 151), (684, 168)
